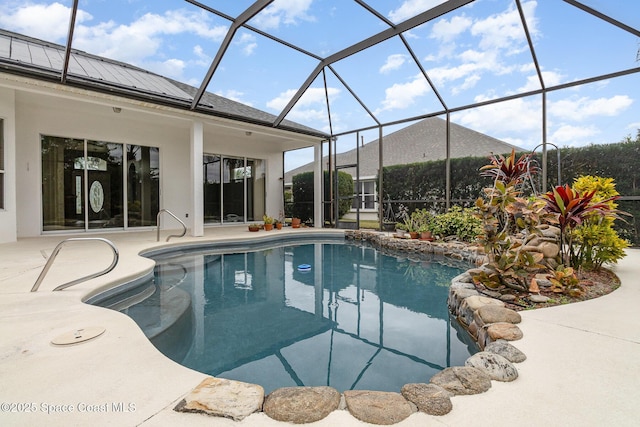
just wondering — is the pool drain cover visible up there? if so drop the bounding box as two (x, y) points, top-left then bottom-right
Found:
(51, 326), (105, 346)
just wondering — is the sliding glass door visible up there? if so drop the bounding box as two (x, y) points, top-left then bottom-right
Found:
(42, 136), (86, 231)
(86, 140), (123, 229)
(127, 145), (159, 227)
(204, 155), (265, 224)
(42, 135), (159, 232)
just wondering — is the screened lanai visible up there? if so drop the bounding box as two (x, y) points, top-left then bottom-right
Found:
(0, 0), (639, 235)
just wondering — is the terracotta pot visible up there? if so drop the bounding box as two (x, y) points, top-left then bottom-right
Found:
(409, 231), (419, 239)
(264, 223), (273, 231)
(291, 218), (301, 228)
(248, 225), (260, 232)
(420, 231), (433, 241)
(276, 223), (283, 230)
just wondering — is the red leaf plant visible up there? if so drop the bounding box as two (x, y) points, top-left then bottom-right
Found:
(542, 184), (619, 267)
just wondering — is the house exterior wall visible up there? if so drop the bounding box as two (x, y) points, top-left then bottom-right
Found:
(0, 87), (17, 242)
(2, 76), (316, 243)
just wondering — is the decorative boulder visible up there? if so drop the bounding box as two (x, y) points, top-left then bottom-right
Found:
(263, 386), (340, 423)
(429, 366), (492, 395)
(465, 352), (519, 382)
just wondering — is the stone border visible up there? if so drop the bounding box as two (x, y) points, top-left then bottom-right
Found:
(174, 230), (528, 425)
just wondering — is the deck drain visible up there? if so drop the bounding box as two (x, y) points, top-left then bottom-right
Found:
(51, 326), (105, 346)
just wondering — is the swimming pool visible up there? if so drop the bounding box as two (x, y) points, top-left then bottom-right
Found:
(94, 237), (478, 393)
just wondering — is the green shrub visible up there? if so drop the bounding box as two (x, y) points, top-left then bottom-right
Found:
(570, 175), (629, 269)
(430, 206), (482, 242)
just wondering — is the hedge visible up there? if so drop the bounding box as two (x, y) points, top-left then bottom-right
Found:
(291, 170), (354, 224)
(381, 132), (640, 245)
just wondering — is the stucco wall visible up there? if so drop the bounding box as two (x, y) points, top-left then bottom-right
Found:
(10, 86), (299, 239)
(0, 87), (17, 243)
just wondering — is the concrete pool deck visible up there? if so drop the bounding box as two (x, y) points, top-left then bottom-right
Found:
(1, 227), (639, 426)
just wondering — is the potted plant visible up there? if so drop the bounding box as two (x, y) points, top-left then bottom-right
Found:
(263, 214), (274, 231)
(419, 225), (433, 241)
(291, 217), (301, 228)
(402, 215), (419, 239)
(275, 219), (283, 230)
(394, 222), (407, 238)
(248, 223), (260, 232)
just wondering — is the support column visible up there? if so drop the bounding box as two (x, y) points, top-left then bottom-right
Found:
(314, 143), (323, 228)
(190, 121), (204, 237)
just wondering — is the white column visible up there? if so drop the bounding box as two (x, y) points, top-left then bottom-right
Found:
(313, 143), (323, 228)
(190, 121), (204, 237)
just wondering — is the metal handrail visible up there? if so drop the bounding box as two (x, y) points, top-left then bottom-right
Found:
(31, 238), (119, 292)
(156, 209), (187, 242)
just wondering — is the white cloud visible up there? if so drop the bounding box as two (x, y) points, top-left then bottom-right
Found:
(0, 2), (92, 41)
(430, 14), (472, 42)
(237, 33), (258, 56)
(388, 0), (446, 23)
(421, 1), (539, 97)
(453, 96), (542, 149)
(267, 86), (340, 132)
(72, 9), (228, 65)
(452, 74), (481, 95)
(380, 54), (408, 74)
(1, 3), (228, 76)
(550, 95), (633, 121)
(376, 75), (430, 113)
(267, 89), (298, 111)
(192, 45), (211, 66)
(268, 87), (339, 111)
(252, 0), (315, 30)
(551, 124), (599, 145)
(518, 70), (565, 92)
(627, 122), (640, 131)
(215, 90), (254, 107)
(148, 58), (186, 79)
(471, 2), (527, 53)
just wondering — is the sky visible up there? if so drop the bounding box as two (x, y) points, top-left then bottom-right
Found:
(1, 0), (639, 171)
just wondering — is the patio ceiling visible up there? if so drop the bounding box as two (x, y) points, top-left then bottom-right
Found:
(1, 0), (638, 144)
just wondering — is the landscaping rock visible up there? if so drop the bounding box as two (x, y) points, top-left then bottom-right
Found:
(529, 294), (550, 303)
(485, 340), (527, 363)
(343, 390), (415, 425)
(459, 295), (505, 326)
(474, 304), (522, 326)
(401, 383), (453, 416)
(465, 352), (519, 382)
(481, 289), (502, 299)
(448, 288), (480, 312)
(429, 366), (492, 395)
(499, 294), (517, 302)
(451, 271), (474, 283)
(263, 386), (340, 423)
(541, 225), (561, 238)
(467, 320), (479, 340)
(534, 273), (553, 287)
(175, 377), (264, 421)
(486, 322), (523, 341)
(538, 241), (560, 258)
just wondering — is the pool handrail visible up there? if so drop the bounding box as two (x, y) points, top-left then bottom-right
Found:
(31, 237), (119, 292)
(157, 209), (187, 242)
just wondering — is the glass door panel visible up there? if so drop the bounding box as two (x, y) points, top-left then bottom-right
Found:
(222, 157), (245, 223)
(203, 154), (221, 224)
(246, 159), (265, 221)
(87, 141), (123, 229)
(127, 145), (160, 227)
(42, 136), (85, 231)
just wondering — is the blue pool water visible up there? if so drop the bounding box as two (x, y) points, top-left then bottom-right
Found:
(95, 238), (478, 393)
